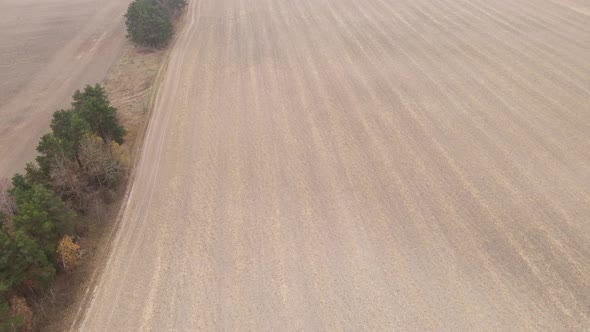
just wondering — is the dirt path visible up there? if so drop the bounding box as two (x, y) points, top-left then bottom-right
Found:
(78, 0), (590, 330)
(0, 0), (129, 177)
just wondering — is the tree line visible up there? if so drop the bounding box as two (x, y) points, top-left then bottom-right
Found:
(125, 0), (187, 48)
(0, 85), (126, 330)
(1, 0), (188, 327)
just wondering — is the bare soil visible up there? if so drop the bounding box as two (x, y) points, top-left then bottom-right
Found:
(0, 0), (128, 178)
(78, 0), (590, 330)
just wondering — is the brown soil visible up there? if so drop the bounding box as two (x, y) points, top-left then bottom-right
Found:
(0, 0), (128, 178)
(80, 0), (590, 330)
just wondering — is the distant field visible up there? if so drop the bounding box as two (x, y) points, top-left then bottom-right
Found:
(0, 0), (128, 177)
(78, 0), (590, 330)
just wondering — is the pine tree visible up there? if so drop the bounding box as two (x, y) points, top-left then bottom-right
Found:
(11, 184), (75, 261)
(0, 228), (26, 289)
(72, 85), (125, 145)
(0, 227), (55, 290)
(125, 0), (174, 48)
(36, 110), (90, 174)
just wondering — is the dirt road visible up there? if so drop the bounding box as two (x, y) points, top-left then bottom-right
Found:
(78, 0), (590, 330)
(0, 0), (128, 177)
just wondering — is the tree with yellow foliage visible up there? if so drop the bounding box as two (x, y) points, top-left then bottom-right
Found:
(56, 235), (81, 272)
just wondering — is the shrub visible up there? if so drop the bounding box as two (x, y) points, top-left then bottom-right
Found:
(125, 0), (174, 48)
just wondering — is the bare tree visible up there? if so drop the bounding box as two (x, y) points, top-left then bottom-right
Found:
(78, 135), (123, 189)
(49, 153), (92, 212)
(9, 296), (33, 331)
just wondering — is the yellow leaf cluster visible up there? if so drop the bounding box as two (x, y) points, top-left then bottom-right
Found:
(56, 235), (81, 272)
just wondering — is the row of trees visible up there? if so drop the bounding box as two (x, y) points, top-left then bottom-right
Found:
(0, 85), (126, 330)
(124, 0), (187, 48)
